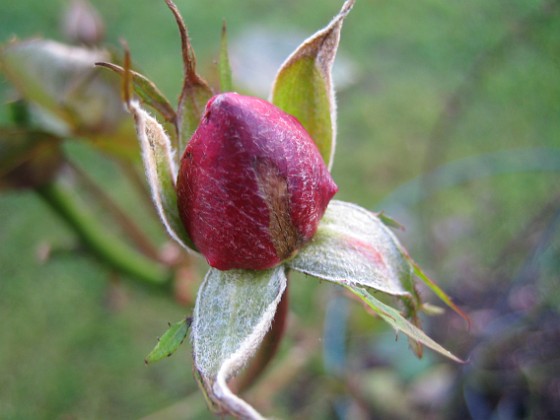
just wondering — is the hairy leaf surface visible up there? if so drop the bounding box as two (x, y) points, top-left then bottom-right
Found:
(288, 200), (411, 296)
(271, 0), (355, 169)
(192, 267), (287, 419)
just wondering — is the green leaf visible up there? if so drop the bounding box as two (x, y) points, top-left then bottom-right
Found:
(192, 266), (287, 419)
(219, 21), (234, 93)
(344, 284), (463, 363)
(95, 62), (177, 124)
(271, 0), (355, 169)
(145, 317), (190, 364)
(128, 100), (196, 251)
(288, 200), (411, 296)
(164, 0), (213, 155)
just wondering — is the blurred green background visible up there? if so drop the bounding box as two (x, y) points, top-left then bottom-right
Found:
(1, 0), (559, 418)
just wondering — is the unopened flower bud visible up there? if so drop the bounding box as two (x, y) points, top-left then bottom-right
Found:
(62, 0), (105, 46)
(177, 93), (338, 270)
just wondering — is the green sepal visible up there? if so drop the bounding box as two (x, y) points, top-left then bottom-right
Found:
(128, 100), (196, 251)
(344, 284), (463, 363)
(288, 200), (411, 296)
(409, 258), (471, 328)
(191, 267), (287, 419)
(219, 21), (234, 93)
(271, 0), (355, 169)
(95, 62), (177, 124)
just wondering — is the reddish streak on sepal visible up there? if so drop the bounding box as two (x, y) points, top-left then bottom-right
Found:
(346, 237), (386, 267)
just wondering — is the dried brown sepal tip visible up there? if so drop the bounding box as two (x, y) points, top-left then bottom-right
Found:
(164, 0), (213, 150)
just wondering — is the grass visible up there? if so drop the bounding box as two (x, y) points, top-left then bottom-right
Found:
(1, 0), (559, 418)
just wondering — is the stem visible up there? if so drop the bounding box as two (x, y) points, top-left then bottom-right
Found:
(67, 160), (162, 261)
(36, 181), (172, 287)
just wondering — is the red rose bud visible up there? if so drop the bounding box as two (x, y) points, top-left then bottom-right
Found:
(177, 93), (338, 270)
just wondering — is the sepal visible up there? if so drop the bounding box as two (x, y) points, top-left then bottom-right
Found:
(127, 100), (196, 251)
(271, 0), (355, 169)
(191, 266), (288, 419)
(344, 284), (463, 362)
(288, 200), (411, 296)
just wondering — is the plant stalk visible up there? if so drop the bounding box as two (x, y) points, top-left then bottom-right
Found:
(36, 181), (172, 287)
(67, 159), (162, 261)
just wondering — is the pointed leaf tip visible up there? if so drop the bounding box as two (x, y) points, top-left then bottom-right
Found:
(219, 21), (234, 93)
(345, 284), (464, 363)
(145, 317), (190, 364)
(271, 0), (355, 169)
(409, 260), (471, 329)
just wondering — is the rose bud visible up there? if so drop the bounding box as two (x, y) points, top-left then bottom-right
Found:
(176, 93), (338, 270)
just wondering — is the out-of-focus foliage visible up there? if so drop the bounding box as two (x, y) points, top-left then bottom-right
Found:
(0, 128), (63, 190)
(1, 39), (138, 160)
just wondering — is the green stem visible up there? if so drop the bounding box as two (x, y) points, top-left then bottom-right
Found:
(36, 181), (172, 287)
(67, 159), (162, 261)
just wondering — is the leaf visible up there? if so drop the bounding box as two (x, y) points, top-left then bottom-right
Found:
(145, 317), (190, 364)
(128, 100), (196, 251)
(288, 200), (411, 296)
(271, 0), (355, 169)
(219, 21), (234, 93)
(164, 0), (213, 155)
(192, 266), (287, 419)
(344, 284), (463, 363)
(95, 62), (177, 124)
